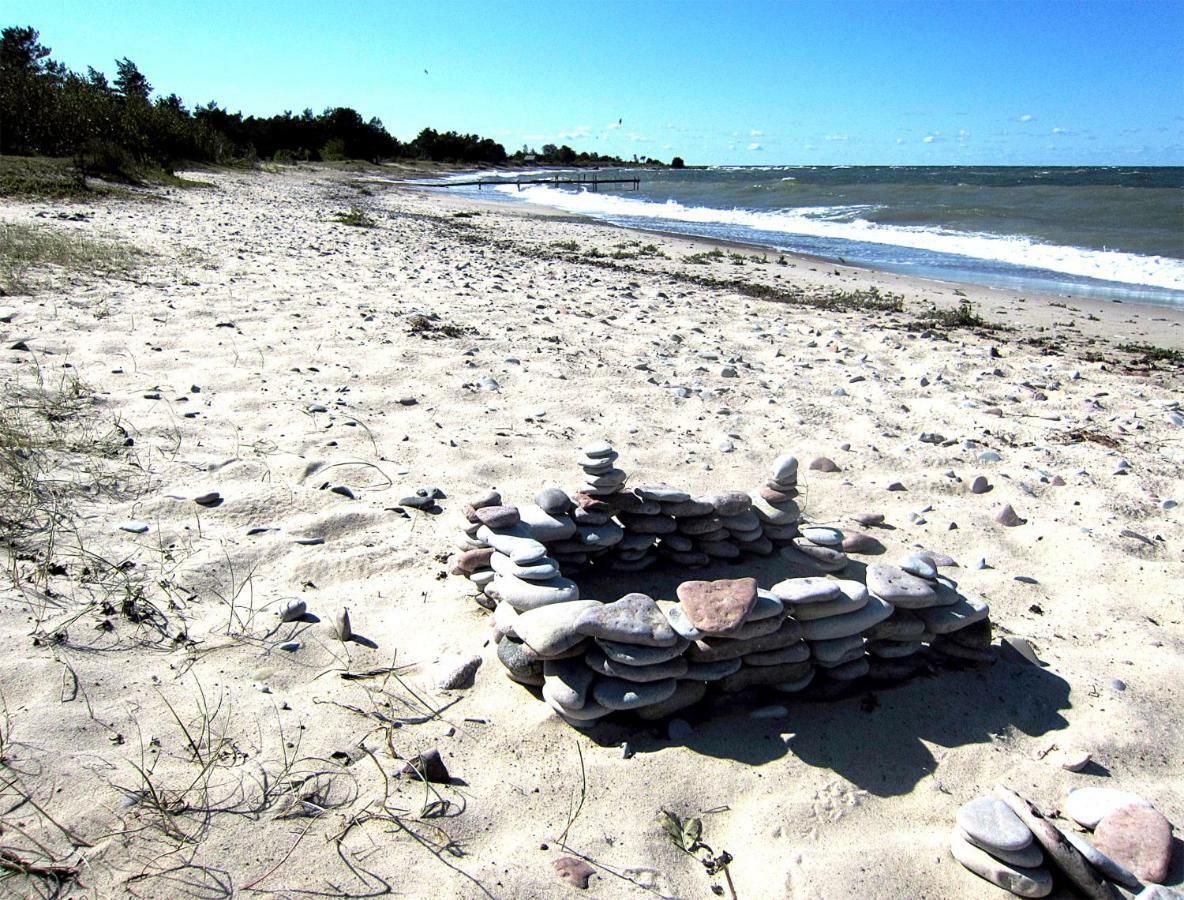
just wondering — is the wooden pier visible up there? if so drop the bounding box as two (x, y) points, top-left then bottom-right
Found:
(417, 173), (640, 192)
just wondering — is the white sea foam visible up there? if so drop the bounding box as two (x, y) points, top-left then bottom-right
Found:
(496, 185), (1184, 291)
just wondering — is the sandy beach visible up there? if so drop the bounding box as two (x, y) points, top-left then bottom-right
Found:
(1, 164), (1181, 898)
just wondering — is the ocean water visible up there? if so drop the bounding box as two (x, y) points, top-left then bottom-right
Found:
(432, 166), (1184, 306)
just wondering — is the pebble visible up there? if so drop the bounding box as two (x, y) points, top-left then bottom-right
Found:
(666, 718), (694, 741)
(585, 647), (689, 682)
(914, 595), (989, 634)
(949, 831), (1052, 898)
(278, 599), (307, 622)
(335, 608), (352, 641)
(957, 796), (1034, 853)
(474, 505), (521, 529)
(841, 531), (884, 553)
(497, 637), (544, 685)
(852, 511), (885, 526)
(886, 481), (906, 491)
(553, 856), (596, 889)
(808, 456), (840, 472)
(1050, 747), (1091, 772)
(979, 450), (1003, 462)
(970, 475), (991, 494)
(118, 521), (150, 533)
(476, 525), (549, 564)
(1000, 636), (1045, 666)
(1093, 804), (1171, 883)
(596, 637), (688, 666)
(277, 641), (301, 652)
(435, 654), (482, 690)
(1064, 787), (1153, 829)
(771, 454), (799, 480)
(995, 504), (1025, 527)
(636, 680), (708, 720)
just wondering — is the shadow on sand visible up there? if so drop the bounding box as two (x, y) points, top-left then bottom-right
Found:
(555, 559), (1072, 797)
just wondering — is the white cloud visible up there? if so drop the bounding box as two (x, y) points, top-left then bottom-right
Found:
(1019, 114), (1035, 122)
(606, 121), (620, 130)
(557, 125), (591, 140)
(747, 142), (763, 151)
(823, 133), (849, 141)
(958, 129), (970, 140)
(750, 129), (764, 137)
(1051, 126), (1070, 135)
(895, 137), (905, 144)
(923, 135), (936, 143)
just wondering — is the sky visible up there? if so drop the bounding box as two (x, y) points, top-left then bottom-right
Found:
(9, 0), (1184, 165)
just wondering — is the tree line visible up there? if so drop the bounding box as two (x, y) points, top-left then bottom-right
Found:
(0, 25), (679, 179)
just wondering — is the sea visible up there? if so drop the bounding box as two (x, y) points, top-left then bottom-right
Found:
(428, 166), (1184, 307)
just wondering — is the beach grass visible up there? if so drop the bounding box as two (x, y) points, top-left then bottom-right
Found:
(0, 222), (143, 294)
(333, 206), (377, 228)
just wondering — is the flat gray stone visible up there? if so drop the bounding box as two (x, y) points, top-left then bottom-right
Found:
(773, 669), (815, 692)
(582, 439), (615, 458)
(719, 660), (813, 693)
(635, 680), (707, 720)
(534, 487), (574, 513)
(799, 594), (893, 640)
(866, 563), (937, 607)
(585, 647), (689, 682)
(995, 785), (1120, 900)
(544, 689), (611, 720)
(770, 577), (841, 606)
(687, 617), (804, 662)
(867, 639), (923, 658)
(771, 453), (799, 480)
(517, 503), (576, 542)
(901, 554), (938, 580)
(513, 600), (602, 656)
(575, 521), (625, 547)
(957, 827), (1043, 868)
(709, 491), (753, 516)
(490, 551), (559, 581)
(749, 590), (786, 621)
(683, 657), (743, 680)
(821, 656), (869, 680)
(662, 497), (716, 517)
(744, 641), (810, 666)
(800, 525), (843, 546)
(950, 831), (1052, 898)
(792, 580), (869, 621)
(866, 610), (926, 640)
(915, 595), (990, 634)
(810, 634), (865, 664)
(596, 637), (688, 666)
(957, 796), (1034, 853)
(657, 600), (704, 641)
(485, 575), (580, 612)
(575, 593), (679, 647)
(634, 483), (690, 502)
(474, 505), (520, 529)
(477, 524), (549, 564)
(592, 677), (678, 710)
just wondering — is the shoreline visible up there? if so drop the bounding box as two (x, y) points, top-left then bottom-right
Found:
(385, 164), (1184, 308)
(390, 177), (1184, 351)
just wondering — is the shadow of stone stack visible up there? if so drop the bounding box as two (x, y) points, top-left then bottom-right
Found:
(450, 443), (995, 727)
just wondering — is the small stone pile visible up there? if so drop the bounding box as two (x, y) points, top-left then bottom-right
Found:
(451, 445), (998, 724)
(953, 786), (1175, 898)
(952, 795), (1053, 898)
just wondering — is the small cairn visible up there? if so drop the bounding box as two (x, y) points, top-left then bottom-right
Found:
(451, 444), (997, 725)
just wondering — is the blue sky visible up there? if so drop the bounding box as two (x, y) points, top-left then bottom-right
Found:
(10, 0), (1184, 165)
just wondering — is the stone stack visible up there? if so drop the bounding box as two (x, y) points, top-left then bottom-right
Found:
(449, 445), (998, 726)
(785, 523), (850, 574)
(951, 795), (1052, 898)
(756, 454), (803, 545)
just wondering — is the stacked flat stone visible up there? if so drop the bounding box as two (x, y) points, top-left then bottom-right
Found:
(755, 453), (804, 545)
(784, 523), (851, 574)
(951, 796), (1052, 898)
(865, 556), (992, 676)
(448, 446), (997, 725)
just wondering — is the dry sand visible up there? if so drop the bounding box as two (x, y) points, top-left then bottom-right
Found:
(0, 164), (1181, 898)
